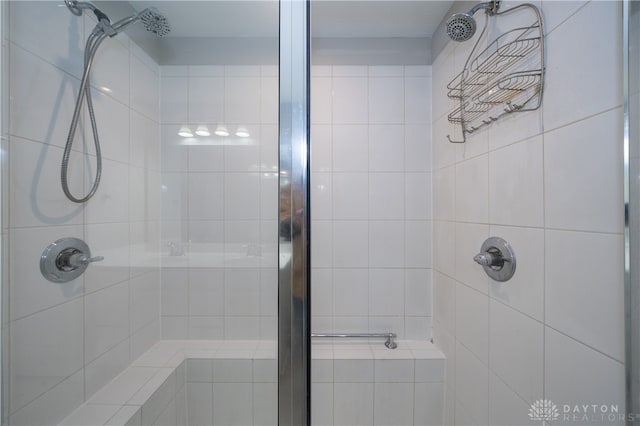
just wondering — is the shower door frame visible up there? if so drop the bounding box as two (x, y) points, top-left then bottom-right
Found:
(278, 0), (311, 424)
(626, 0), (640, 422)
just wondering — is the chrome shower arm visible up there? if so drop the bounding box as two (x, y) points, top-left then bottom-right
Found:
(110, 14), (141, 33)
(469, 1), (500, 16)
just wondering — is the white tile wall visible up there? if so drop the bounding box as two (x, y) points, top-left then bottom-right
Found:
(432, 1), (625, 425)
(310, 65), (432, 340)
(6, 7), (162, 423)
(159, 65), (278, 340)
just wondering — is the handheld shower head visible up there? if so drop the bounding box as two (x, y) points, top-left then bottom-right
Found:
(445, 1), (499, 42)
(139, 8), (171, 37)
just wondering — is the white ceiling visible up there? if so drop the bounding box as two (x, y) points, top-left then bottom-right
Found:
(128, 0), (454, 39)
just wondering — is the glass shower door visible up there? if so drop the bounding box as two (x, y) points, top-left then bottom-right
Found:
(0, 0), (296, 424)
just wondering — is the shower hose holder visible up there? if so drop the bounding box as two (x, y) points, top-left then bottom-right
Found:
(446, 3), (545, 143)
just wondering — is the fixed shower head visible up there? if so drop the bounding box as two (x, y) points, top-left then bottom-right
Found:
(139, 8), (171, 37)
(445, 1), (499, 42)
(446, 13), (477, 42)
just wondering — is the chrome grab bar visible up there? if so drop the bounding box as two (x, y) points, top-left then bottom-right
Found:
(311, 332), (397, 349)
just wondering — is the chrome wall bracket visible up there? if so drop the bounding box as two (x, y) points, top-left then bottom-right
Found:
(40, 237), (103, 283)
(473, 236), (516, 282)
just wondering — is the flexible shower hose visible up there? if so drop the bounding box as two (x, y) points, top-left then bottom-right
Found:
(61, 27), (109, 203)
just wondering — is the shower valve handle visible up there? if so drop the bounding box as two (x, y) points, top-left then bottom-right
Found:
(57, 249), (104, 271)
(473, 251), (502, 267)
(473, 237), (517, 282)
(40, 238), (103, 283)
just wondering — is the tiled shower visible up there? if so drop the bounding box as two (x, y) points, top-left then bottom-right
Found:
(0, 0), (629, 425)
(432, 1), (625, 424)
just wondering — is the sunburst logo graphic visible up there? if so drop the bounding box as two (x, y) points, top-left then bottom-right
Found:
(529, 399), (560, 421)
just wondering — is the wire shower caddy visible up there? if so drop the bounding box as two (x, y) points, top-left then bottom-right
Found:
(446, 3), (545, 143)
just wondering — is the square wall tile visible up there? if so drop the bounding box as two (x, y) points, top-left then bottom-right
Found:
(225, 77), (260, 124)
(369, 125), (404, 172)
(84, 159), (129, 224)
(404, 221), (432, 268)
(312, 382), (334, 426)
(374, 383), (414, 425)
(9, 371), (84, 426)
(333, 383), (374, 426)
(224, 173), (260, 220)
(455, 154), (488, 223)
(312, 77), (332, 124)
(8, 138), (83, 228)
(188, 77), (224, 124)
(414, 382), (444, 426)
(544, 108), (623, 234)
(489, 300), (543, 404)
(186, 382), (212, 426)
(543, 0), (622, 131)
(261, 76), (279, 124)
(405, 77), (431, 124)
(369, 221), (404, 268)
(9, 225), (83, 321)
(129, 272), (160, 333)
(369, 173), (404, 220)
(433, 221), (455, 278)
(405, 269), (432, 317)
(212, 383), (253, 426)
(334, 360), (374, 383)
(405, 124), (431, 172)
(89, 89), (130, 163)
(333, 77), (368, 124)
(405, 173), (431, 220)
(311, 125), (332, 172)
(131, 55), (159, 120)
(545, 328), (625, 412)
(489, 136), (543, 228)
(489, 225), (544, 321)
(213, 359), (253, 383)
(10, 45), (80, 148)
(488, 373), (533, 426)
(333, 125), (368, 172)
(454, 222), (489, 294)
(312, 221), (333, 268)
(84, 223), (130, 293)
(84, 338), (130, 398)
(311, 173), (333, 220)
(10, 1), (83, 77)
(188, 173), (223, 221)
(160, 78), (187, 124)
(455, 343), (489, 425)
(10, 300), (84, 413)
(188, 145), (224, 172)
(333, 269), (368, 317)
(369, 269), (404, 316)
(432, 272), (455, 334)
(333, 221), (369, 268)
(188, 269), (224, 317)
(545, 230), (624, 361)
(455, 283), (489, 365)
(369, 77), (404, 124)
(224, 269), (260, 316)
(253, 383), (277, 426)
(333, 173), (368, 220)
(84, 282), (129, 363)
(433, 166), (455, 221)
